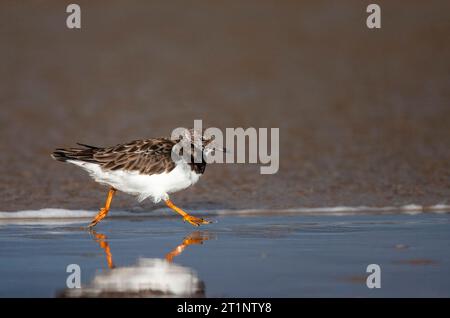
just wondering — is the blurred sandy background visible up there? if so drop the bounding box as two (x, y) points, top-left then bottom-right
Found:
(0, 1), (449, 211)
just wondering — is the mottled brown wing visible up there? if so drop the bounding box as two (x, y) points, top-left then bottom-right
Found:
(91, 138), (176, 175)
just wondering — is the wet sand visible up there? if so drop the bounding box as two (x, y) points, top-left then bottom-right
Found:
(1, 1), (450, 212)
(1, 212), (449, 297)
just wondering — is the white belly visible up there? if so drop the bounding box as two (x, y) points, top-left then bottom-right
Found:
(68, 160), (201, 203)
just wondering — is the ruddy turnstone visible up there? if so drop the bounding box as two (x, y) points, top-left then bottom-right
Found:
(51, 129), (221, 228)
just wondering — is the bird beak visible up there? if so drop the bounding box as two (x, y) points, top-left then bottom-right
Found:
(220, 147), (232, 154)
(205, 142), (231, 154)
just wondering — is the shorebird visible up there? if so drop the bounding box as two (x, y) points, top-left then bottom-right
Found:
(51, 129), (221, 228)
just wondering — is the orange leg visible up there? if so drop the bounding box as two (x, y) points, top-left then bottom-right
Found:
(91, 230), (114, 269)
(164, 199), (211, 227)
(88, 188), (116, 228)
(165, 231), (212, 262)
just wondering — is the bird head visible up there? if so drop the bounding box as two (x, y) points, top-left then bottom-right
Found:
(171, 127), (227, 160)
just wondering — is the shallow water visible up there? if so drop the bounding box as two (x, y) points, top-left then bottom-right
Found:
(1, 213), (449, 297)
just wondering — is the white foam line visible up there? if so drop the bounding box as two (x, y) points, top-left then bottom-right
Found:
(0, 204), (448, 221)
(0, 208), (170, 226)
(0, 208), (166, 219)
(214, 204), (450, 216)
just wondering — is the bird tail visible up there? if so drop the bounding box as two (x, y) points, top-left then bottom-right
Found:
(51, 150), (70, 162)
(51, 143), (100, 163)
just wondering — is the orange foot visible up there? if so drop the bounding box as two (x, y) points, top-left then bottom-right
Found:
(88, 208), (108, 228)
(182, 231), (214, 245)
(183, 214), (211, 227)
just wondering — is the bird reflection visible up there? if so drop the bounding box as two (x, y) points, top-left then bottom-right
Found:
(59, 230), (213, 298)
(90, 231), (115, 269)
(165, 231), (212, 263)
